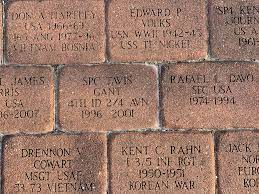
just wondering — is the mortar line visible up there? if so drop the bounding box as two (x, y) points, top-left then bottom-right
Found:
(2, 0), (7, 65)
(157, 64), (162, 128)
(1, 135), (5, 194)
(0, 127), (258, 136)
(53, 65), (63, 132)
(100, 58), (259, 65)
(106, 132), (111, 194)
(205, 0), (211, 60)
(0, 127), (258, 137)
(104, 0), (110, 63)
(214, 131), (220, 194)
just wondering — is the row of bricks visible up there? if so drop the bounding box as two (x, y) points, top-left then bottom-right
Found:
(0, 0), (258, 64)
(0, 62), (258, 133)
(1, 130), (259, 193)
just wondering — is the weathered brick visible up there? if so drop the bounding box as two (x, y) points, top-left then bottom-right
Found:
(59, 64), (158, 131)
(0, 2), (3, 63)
(209, 0), (259, 60)
(161, 62), (259, 129)
(108, 0), (207, 62)
(217, 131), (259, 193)
(109, 131), (215, 193)
(6, 0), (105, 64)
(2, 133), (107, 193)
(0, 66), (54, 133)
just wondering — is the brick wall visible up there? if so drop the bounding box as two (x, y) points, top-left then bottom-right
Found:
(0, 0), (258, 193)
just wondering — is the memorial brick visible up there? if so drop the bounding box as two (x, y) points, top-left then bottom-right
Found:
(108, 0), (207, 62)
(6, 0), (105, 64)
(2, 133), (107, 193)
(0, 66), (54, 133)
(161, 62), (259, 129)
(59, 64), (158, 131)
(109, 132), (215, 193)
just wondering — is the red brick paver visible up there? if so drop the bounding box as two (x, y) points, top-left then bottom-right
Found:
(109, 131), (215, 194)
(108, 0), (207, 62)
(161, 62), (259, 129)
(6, 0), (105, 64)
(59, 64), (158, 131)
(2, 133), (107, 193)
(0, 66), (54, 133)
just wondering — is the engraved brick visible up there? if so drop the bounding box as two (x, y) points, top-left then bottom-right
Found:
(109, 132), (215, 193)
(108, 0), (207, 62)
(217, 131), (259, 193)
(2, 133), (107, 193)
(161, 62), (259, 129)
(0, 66), (54, 133)
(209, 0), (259, 60)
(59, 64), (158, 131)
(6, 0), (105, 64)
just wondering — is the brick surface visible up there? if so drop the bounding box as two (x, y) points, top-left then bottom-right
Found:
(161, 62), (259, 129)
(0, 66), (54, 133)
(0, 2), (2, 63)
(0, 137), (2, 193)
(108, 0), (207, 62)
(2, 133), (107, 193)
(109, 132), (215, 194)
(209, 0), (259, 60)
(217, 131), (259, 194)
(6, 0), (105, 64)
(59, 64), (158, 131)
